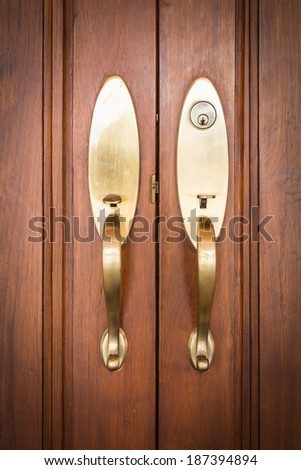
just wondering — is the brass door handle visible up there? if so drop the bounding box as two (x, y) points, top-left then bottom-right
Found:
(101, 211), (127, 371)
(177, 78), (229, 372)
(188, 217), (216, 371)
(88, 76), (140, 371)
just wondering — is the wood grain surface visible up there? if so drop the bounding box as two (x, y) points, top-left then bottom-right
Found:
(0, 0), (43, 449)
(158, 0), (244, 449)
(1, 0), (301, 451)
(259, 0), (301, 449)
(62, 0), (157, 449)
(42, 0), (65, 450)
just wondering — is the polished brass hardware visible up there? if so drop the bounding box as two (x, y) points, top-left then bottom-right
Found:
(188, 217), (216, 371)
(198, 114), (209, 126)
(101, 214), (127, 371)
(89, 75), (139, 241)
(177, 78), (228, 372)
(178, 77), (228, 247)
(101, 327), (127, 372)
(190, 101), (217, 129)
(103, 194), (122, 207)
(197, 194), (216, 209)
(151, 174), (158, 204)
(89, 75), (139, 371)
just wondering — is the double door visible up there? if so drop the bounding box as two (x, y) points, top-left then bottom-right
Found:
(1, 0), (301, 450)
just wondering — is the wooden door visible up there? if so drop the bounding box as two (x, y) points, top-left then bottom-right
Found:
(1, 0), (301, 450)
(61, 1), (156, 450)
(158, 0), (241, 449)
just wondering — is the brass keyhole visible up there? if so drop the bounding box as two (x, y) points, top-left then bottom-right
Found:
(190, 101), (217, 129)
(198, 114), (209, 126)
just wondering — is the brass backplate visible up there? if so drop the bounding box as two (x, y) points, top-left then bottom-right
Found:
(100, 328), (128, 371)
(88, 76), (140, 242)
(188, 327), (215, 371)
(177, 78), (228, 247)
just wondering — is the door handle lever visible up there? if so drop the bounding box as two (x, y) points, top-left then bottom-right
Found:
(177, 78), (228, 372)
(188, 217), (216, 371)
(88, 76), (140, 371)
(101, 209), (127, 371)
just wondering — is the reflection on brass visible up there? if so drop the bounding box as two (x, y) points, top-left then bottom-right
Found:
(188, 328), (215, 371)
(190, 101), (217, 129)
(177, 77), (228, 247)
(188, 218), (216, 371)
(89, 75), (139, 241)
(178, 78), (228, 372)
(103, 194), (122, 206)
(101, 214), (127, 371)
(101, 328), (127, 372)
(88, 76), (139, 371)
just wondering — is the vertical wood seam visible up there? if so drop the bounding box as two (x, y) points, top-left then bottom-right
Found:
(242, 0), (252, 450)
(250, 0), (260, 450)
(43, 0), (53, 450)
(155, 0), (160, 451)
(62, 0), (74, 450)
(234, 0), (247, 450)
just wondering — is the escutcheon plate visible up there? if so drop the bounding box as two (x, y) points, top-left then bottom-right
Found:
(177, 78), (228, 248)
(89, 76), (139, 242)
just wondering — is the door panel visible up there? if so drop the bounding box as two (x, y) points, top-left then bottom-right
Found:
(1, 0), (301, 451)
(0, 0), (43, 449)
(62, 0), (157, 449)
(259, 0), (301, 449)
(158, 0), (242, 449)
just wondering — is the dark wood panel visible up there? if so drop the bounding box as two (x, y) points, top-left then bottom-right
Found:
(159, 0), (243, 449)
(42, 0), (65, 450)
(259, 0), (301, 449)
(0, 0), (43, 449)
(63, 0), (157, 449)
(248, 0), (260, 450)
(241, 0), (260, 450)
